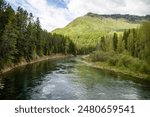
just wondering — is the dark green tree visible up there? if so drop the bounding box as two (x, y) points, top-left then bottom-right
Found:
(0, 4), (18, 67)
(113, 33), (118, 51)
(100, 36), (106, 51)
(16, 7), (28, 60)
(35, 17), (43, 56)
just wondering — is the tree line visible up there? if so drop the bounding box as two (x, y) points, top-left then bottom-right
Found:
(0, 0), (76, 70)
(90, 21), (150, 74)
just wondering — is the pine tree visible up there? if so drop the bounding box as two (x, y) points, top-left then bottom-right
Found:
(113, 33), (118, 51)
(127, 31), (134, 56)
(35, 17), (43, 56)
(117, 35), (124, 53)
(0, 0), (7, 34)
(64, 37), (69, 54)
(100, 36), (106, 51)
(140, 22), (150, 63)
(0, 1), (77, 70)
(0, 4), (18, 66)
(16, 7), (28, 60)
(69, 40), (76, 55)
(25, 13), (36, 59)
(122, 29), (130, 50)
(1, 22), (17, 63)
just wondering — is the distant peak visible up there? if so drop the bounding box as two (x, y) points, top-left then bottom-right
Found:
(85, 12), (150, 22)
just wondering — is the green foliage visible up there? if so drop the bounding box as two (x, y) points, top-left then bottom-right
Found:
(53, 15), (138, 54)
(108, 55), (119, 66)
(113, 33), (118, 51)
(89, 51), (115, 62)
(140, 22), (150, 63)
(89, 51), (107, 62)
(117, 54), (133, 68)
(99, 36), (106, 51)
(140, 63), (150, 74)
(89, 21), (150, 76)
(116, 54), (150, 74)
(0, 0), (77, 70)
(117, 35), (124, 53)
(1, 22), (17, 62)
(89, 51), (150, 75)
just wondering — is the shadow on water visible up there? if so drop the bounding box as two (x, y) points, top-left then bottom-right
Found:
(0, 57), (150, 100)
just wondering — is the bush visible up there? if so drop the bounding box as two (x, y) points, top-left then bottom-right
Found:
(140, 63), (150, 74)
(117, 54), (150, 74)
(89, 50), (150, 75)
(107, 56), (119, 66)
(89, 51), (108, 62)
(116, 54), (132, 68)
(129, 59), (142, 72)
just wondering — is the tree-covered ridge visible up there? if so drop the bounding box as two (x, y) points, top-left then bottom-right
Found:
(53, 14), (139, 54)
(89, 21), (150, 76)
(0, 0), (76, 70)
(86, 12), (150, 22)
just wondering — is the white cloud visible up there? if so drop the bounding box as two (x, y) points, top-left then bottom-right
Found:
(7, 0), (72, 31)
(25, 0), (72, 31)
(6, 0), (150, 31)
(67, 0), (150, 17)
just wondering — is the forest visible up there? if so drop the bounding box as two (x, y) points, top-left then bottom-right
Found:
(53, 13), (139, 54)
(0, 0), (150, 78)
(88, 21), (150, 76)
(0, 0), (76, 70)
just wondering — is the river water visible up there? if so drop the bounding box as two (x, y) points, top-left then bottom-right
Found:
(0, 57), (150, 100)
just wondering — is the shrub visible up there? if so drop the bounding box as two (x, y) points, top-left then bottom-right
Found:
(107, 56), (119, 66)
(129, 59), (142, 72)
(116, 54), (132, 68)
(89, 51), (109, 62)
(140, 63), (150, 74)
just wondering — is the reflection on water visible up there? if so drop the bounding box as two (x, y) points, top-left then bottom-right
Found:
(0, 57), (150, 100)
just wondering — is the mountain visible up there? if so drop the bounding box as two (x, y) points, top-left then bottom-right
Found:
(86, 12), (150, 22)
(52, 13), (149, 52)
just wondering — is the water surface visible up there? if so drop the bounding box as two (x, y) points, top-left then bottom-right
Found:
(0, 57), (150, 100)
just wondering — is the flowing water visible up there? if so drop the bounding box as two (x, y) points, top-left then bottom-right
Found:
(0, 57), (150, 100)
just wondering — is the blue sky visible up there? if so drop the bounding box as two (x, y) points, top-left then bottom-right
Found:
(6, 0), (150, 31)
(47, 0), (68, 8)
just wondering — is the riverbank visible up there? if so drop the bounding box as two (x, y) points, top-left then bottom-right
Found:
(82, 56), (150, 80)
(0, 54), (71, 74)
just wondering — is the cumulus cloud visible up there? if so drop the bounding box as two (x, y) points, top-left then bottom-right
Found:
(7, 0), (72, 31)
(67, 0), (150, 17)
(6, 0), (150, 31)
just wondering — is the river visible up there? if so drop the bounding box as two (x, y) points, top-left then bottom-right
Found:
(0, 57), (150, 100)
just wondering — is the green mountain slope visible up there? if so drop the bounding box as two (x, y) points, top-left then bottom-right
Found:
(53, 13), (142, 52)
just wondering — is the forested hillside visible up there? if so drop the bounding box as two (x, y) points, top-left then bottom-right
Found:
(87, 21), (150, 77)
(53, 13), (140, 54)
(0, 0), (76, 71)
(53, 12), (150, 78)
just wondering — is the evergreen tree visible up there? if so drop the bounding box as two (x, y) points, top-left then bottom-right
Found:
(35, 17), (43, 56)
(25, 13), (36, 59)
(113, 33), (118, 51)
(0, 0), (77, 70)
(1, 22), (17, 63)
(68, 40), (76, 55)
(139, 22), (150, 63)
(0, 0), (7, 34)
(16, 7), (28, 60)
(117, 35), (124, 53)
(122, 29), (130, 50)
(100, 36), (106, 51)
